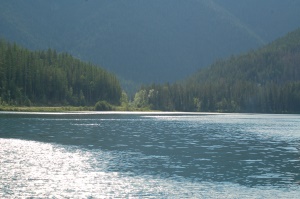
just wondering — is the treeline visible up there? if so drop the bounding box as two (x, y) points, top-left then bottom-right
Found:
(134, 28), (300, 113)
(0, 39), (122, 106)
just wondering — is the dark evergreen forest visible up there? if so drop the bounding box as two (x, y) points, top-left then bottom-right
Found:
(0, 39), (122, 106)
(134, 28), (300, 113)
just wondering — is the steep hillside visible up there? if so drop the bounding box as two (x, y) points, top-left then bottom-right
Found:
(1, 0), (299, 83)
(189, 28), (300, 85)
(0, 39), (122, 106)
(134, 28), (300, 113)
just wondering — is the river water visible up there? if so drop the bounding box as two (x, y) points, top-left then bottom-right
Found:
(0, 112), (299, 198)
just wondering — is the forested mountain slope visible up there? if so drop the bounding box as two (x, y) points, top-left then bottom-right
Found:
(1, 0), (299, 83)
(0, 39), (122, 106)
(135, 28), (300, 113)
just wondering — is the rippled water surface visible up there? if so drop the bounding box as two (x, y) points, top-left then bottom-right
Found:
(0, 112), (300, 198)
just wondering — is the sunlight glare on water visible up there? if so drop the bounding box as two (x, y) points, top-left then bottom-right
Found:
(0, 112), (300, 198)
(0, 138), (299, 198)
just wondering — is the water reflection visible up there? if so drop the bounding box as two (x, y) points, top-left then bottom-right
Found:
(0, 113), (300, 198)
(1, 139), (299, 198)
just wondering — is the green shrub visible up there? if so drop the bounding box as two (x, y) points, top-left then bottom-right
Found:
(95, 100), (113, 111)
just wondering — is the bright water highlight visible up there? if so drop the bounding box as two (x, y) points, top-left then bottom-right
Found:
(0, 112), (299, 198)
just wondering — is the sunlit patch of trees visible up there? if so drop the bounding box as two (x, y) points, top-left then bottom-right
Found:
(0, 39), (122, 106)
(134, 28), (300, 113)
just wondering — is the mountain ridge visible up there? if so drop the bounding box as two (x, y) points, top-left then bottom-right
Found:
(134, 28), (300, 113)
(1, 0), (299, 83)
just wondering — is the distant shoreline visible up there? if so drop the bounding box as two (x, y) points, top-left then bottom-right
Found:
(0, 106), (95, 112)
(0, 106), (224, 115)
(0, 106), (298, 115)
(0, 106), (157, 113)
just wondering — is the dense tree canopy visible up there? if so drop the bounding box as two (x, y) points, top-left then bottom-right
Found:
(0, 39), (122, 106)
(135, 28), (300, 113)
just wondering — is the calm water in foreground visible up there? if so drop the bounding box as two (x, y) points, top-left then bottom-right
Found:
(0, 112), (299, 198)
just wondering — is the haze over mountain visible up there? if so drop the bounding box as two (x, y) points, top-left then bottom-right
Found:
(135, 28), (300, 113)
(1, 0), (300, 83)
